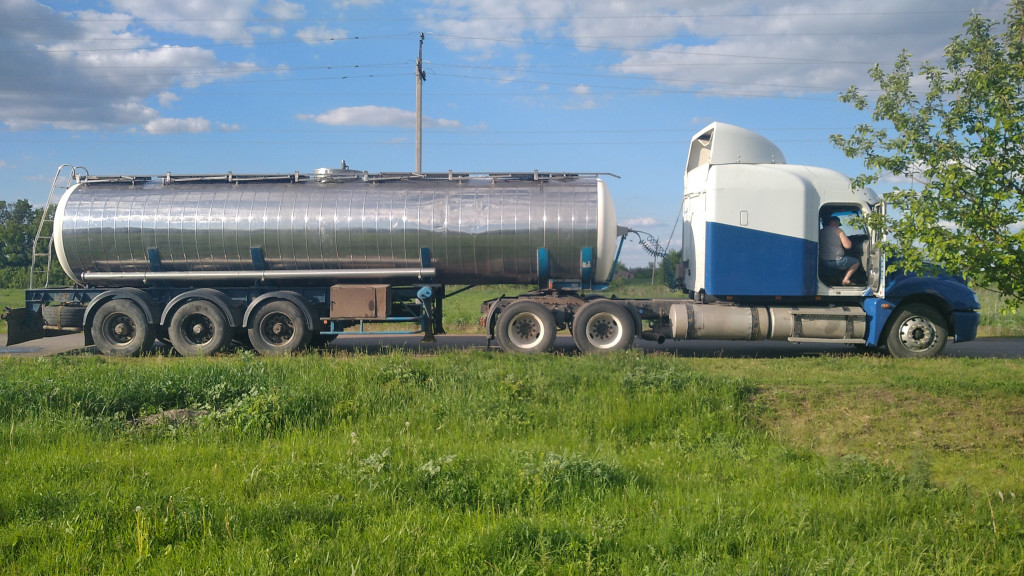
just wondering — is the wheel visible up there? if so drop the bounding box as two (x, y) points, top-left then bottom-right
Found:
(495, 300), (556, 354)
(885, 303), (948, 358)
(571, 300), (635, 354)
(247, 300), (311, 356)
(90, 299), (155, 357)
(42, 305), (85, 328)
(168, 300), (232, 357)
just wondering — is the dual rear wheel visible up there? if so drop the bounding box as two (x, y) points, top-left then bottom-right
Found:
(168, 300), (232, 357)
(90, 300), (156, 357)
(247, 300), (311, 356)
(495, 299), (635, 355)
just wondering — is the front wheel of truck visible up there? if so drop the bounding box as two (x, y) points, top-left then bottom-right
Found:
(885, 303), (948, 358)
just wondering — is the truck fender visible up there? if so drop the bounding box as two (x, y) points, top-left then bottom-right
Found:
(621, 299), (642, 336)
(243, 291), (316, 330)
(483, 297), (507, 339)
(862, 298), (895, 347)
(83, 288), (161, 346)
(160, 289), (242, 328)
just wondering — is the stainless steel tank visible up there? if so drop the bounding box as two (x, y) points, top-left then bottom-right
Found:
(53, 172), (618, 286)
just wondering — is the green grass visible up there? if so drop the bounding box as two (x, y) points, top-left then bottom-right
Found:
(0, 289), (24, 334)
(1, 352), (1022, 574)
(975, 287), (1024, 337)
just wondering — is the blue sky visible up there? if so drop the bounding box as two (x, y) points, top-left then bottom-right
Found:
(0, 0), (1011, 265)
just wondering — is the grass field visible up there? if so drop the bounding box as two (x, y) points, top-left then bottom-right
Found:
(975, 287), (1024, 337)
(1, 351), (1022, 574)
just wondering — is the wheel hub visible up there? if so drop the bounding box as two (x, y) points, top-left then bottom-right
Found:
(262, 313), (294, 343)
(899, 317), (936, 351)
(586, 313), (622, 347)
(183, 315), (214, 344)
(509, 314), (541, 346)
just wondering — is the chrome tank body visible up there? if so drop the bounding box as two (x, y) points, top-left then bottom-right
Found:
(53, 174), (617, 287)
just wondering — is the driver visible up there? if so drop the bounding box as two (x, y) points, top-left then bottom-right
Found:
(819, 215), (860, 285)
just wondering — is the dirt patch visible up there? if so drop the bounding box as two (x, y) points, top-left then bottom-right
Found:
(133, 408), (209, 427)
(754, 385), (1024, 491)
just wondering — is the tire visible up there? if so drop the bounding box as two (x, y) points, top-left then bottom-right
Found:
(90, 299), (155, 357)
(885, 303), (948, 358)
(571, 300), (635, 354)
(248, 300), (311, 356)
(495, 300), (556, 354)
(168, 300), (232, 357)
(42, 305), (85, 328)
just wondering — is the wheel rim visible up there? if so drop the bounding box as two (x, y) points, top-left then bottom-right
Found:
(585, 312), (624, 349)
(180, 313), (216, 346)
(898, 315), (937, 352)
(259, 311), (295, 346)
(101, 313), (137, 346)
(507, 311), (546, 349)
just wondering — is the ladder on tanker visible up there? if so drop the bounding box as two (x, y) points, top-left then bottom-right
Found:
(29, 164), (85, 289)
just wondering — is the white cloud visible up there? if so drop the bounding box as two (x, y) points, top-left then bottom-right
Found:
(421, 0), (1013, 96)
(157, 92), (181, 107)
(297, 25), (349, 45)
(262, 0), (305, 20)
(623, 217), (659, 228)
(144, 117), (212, 134)
(0, 1), (259, 130)
(334, 0), (383, 7)
(298, 106), (462, 129)
(420, 0), (573, 56)
(108, 0), (260, 43)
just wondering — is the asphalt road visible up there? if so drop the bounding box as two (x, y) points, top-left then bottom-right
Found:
(2, 332), (1022, 359)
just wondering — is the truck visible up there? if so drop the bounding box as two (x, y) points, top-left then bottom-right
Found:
(3, 122), (980, 358)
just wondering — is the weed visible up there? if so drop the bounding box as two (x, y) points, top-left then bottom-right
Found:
(133, 506), (149, 563)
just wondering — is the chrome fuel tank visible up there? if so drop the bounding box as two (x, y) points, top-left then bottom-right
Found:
(53, 173), (618, 287)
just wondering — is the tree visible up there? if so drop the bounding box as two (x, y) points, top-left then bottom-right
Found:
(831, 1), (1024, 306)
(0, 199), (42, 269)
(659, 249), (683, 291)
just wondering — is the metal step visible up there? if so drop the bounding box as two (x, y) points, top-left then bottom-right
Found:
(792, 309), (867, 318)
(789, 337), (866, 344)
(788, 306), (867, 344)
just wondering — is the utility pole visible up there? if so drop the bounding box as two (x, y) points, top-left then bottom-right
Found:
(415, 32), (426, 173)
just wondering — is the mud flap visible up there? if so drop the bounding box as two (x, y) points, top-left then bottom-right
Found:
(2, 307), (45, 346)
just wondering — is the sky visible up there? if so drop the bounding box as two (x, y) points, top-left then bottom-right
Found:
(0, 0), (1013, 266)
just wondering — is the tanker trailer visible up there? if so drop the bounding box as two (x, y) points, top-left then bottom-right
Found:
(9, 169), (623, 356)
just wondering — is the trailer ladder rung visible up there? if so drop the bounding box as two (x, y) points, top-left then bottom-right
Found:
(29, 164), (85, 290)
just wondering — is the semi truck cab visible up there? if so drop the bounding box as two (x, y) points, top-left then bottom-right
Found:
(676, 122), (980, 356)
